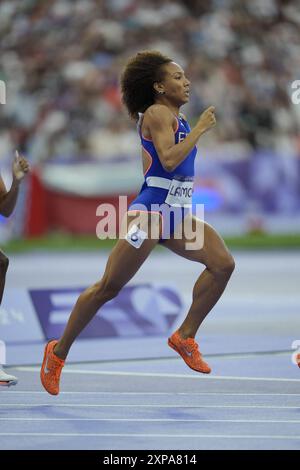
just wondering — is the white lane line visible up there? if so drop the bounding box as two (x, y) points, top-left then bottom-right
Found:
(16, 367), (300, 383)
(0, 404), (299, 409)
(1, 432), (300, 440)
(1, 391), (300, 396)
(1, 418), (300, 424)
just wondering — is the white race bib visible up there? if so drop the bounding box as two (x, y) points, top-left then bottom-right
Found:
(165, 177), (194, 207)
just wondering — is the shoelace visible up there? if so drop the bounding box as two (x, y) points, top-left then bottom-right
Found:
(185, 338), (201, 355)
(48, 355), (64, 372)
(53, 365), (62, 381)
(47, 358), (63, 385)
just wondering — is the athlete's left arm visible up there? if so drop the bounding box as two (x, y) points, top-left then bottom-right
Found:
(0, 152), (30, 217)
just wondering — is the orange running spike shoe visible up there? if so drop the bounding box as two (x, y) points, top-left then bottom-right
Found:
(40, 340), (65, 395)
(296, 353), (300, 368)
(168, 330), (211, 374)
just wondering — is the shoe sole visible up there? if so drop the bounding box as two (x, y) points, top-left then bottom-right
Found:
(0, 380), (18, 386)
(168, 338), (211, 374)
(40, 340), (58, 395)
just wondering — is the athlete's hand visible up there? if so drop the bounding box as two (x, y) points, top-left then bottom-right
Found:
(196, 106), (216, 134)
(12, 151), (30, 182)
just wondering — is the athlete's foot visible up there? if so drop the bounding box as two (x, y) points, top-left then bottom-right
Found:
(168, 329), (211, 374)
(40, 340), (65, 395)
(0, 368), (18, 386)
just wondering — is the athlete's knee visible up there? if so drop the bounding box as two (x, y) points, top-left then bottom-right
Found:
(92, 276), (122, 304)
(211, 252), (235, 280)
(0, 252), (9, 274)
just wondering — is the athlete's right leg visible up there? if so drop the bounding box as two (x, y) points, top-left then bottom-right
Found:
(54, 212), (161, 360)
(41, 212), (161, 394)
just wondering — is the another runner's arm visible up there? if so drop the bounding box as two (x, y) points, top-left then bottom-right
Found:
(0, 152), (30, 217)
(0, 176), (8, 215)
(147, 105), (216, 172)
(0, 174), (21, 217)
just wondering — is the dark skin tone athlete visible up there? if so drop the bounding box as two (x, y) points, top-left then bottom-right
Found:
(53, 61), (235, 361)
(0, 152), (30, 304)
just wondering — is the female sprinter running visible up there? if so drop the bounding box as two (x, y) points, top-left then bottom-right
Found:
(40, 51), (235, 395)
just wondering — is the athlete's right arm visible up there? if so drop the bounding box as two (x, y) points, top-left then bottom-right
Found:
(146, 105), (216, 172)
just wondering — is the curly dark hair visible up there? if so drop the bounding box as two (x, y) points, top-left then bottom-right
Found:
(120, 50), (172, 120)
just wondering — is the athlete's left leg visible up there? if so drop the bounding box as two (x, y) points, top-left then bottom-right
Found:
(163, 215), (235, 339)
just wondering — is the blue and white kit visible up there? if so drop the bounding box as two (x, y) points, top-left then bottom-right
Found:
(128, 112), (197, 240)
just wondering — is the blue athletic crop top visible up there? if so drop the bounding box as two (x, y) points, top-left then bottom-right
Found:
(138, 112), (197, 180)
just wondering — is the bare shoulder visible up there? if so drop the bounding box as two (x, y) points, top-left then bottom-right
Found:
(144, 104), (176, 128)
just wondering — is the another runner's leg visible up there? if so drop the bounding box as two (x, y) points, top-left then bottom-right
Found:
(0, 250), (9, 305)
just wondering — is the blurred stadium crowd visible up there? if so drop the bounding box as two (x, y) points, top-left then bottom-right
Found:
(0, 0), (299, 165)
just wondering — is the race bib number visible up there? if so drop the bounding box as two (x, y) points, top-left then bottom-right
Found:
(125, 224), (148, 249)
(165, 177), (194, 207)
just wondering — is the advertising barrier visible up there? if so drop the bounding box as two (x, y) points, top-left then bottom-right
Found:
(1, 285), (183, 346)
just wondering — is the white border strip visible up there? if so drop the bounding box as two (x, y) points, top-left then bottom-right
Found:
(16, 367), (300, 383)
(1, 418), (300, 423)
(0, 404), (298, 409)
(1, 391), (299, 396)
(1, 433), (300, 440)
